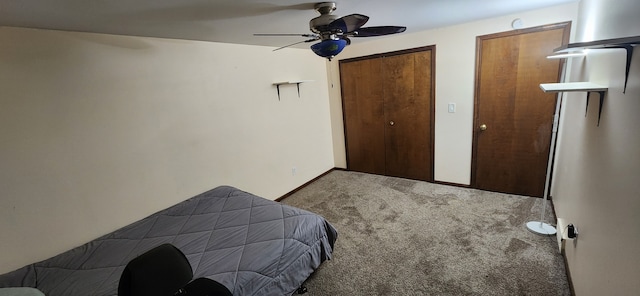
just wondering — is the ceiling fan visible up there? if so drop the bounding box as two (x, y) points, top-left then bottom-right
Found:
(255, 2), (406, 60)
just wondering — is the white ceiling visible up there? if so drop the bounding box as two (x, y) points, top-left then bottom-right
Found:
(1, 0), (577, 48)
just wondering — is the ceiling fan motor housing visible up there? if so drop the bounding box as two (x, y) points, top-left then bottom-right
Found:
(310, 15), (340, 34)
(310, 2), (339, 34)
(315, 2), (336, 14)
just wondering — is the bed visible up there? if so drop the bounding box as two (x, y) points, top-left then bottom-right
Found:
(0, 186), (337, 296)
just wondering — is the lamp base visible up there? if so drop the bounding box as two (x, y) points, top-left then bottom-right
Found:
(526, 221), (557, 236)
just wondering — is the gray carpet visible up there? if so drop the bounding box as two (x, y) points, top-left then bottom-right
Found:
(281, 170), (570, 296)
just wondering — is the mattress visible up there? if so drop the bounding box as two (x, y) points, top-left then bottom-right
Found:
(0, 186), (337, 296)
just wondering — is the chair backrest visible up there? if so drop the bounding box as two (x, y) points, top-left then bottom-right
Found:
(118, 244), (193, 296)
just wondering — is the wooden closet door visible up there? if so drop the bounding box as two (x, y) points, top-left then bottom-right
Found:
(341, 57), (386, 175)
(383, 50), (433, 181)
(341, 47), (434, 182)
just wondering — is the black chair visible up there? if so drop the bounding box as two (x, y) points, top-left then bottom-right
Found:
(118, 244), (232, 296)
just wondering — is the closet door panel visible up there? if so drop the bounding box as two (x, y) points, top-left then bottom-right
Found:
(341, 58), (386, 175)
(383, 51), (433, 181)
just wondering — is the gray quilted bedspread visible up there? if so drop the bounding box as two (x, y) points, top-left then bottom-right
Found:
(0, 186), (337, 296)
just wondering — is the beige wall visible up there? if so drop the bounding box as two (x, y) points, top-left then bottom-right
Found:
(0, 27), (334, 273)
(328, 3), (579, 185)
(551, 0), (640, 294)
(5, 3), (637, 292)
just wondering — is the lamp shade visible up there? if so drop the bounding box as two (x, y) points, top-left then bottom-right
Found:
(310, 39), (347, 59)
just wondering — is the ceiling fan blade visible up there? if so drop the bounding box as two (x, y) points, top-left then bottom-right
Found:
(254, 33), (318, 38)
(273, 38), (319, 51)
(352, 26), (407, 37)
(328, 13), (369, 33)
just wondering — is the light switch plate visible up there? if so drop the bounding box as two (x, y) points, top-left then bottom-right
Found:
(448, 103), (456, 113)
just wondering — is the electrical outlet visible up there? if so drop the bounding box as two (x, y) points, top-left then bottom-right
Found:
(567, 224), (578, 239)
(292, 167), (297, 176)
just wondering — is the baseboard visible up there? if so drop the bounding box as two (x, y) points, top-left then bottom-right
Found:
(561, 248), (576, 296)
(276, 169), (471, 201)
(432, 180), (471, 188)
(551, 195), (574, 295)
(275, 168), (336, 202)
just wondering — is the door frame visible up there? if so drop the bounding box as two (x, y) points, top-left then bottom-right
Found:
(340, 45), (437, 182)
(470, 22), (571, 194)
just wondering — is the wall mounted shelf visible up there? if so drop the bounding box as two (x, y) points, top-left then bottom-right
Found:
(542, 35), (639, 127)
(272, 80), (314, 100)
(540, 82), (608, 93)
(553, 35), (640, 93)
(540, 82), (609, 126)
(546, 52), (586, 59)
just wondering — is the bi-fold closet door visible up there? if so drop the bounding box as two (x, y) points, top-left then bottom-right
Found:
(340, 46), (435, 182)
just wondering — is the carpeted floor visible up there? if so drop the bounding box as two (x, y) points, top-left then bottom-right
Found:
(281, 170), (570, 296)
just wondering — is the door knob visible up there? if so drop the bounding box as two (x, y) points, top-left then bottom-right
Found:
(480, 124), (487, 131)
(390, 121), (395, 126)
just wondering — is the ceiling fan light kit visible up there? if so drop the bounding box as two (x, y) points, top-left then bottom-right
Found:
(255, 2), (407, 60)
(310, 38), (348, 58)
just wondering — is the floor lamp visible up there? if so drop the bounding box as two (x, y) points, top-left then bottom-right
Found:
(526, 92), (562, 236)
